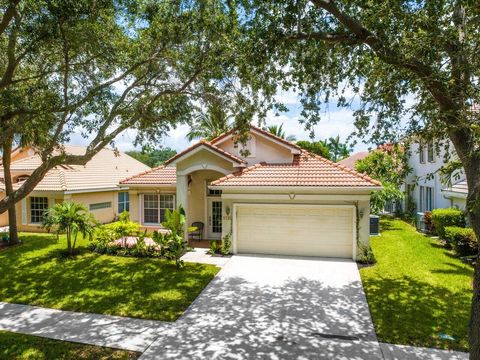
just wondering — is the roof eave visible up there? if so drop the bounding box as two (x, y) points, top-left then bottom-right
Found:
(208, 185), (383, 192)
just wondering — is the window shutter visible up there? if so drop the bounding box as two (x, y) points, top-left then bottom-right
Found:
(21, 198), (27, 225)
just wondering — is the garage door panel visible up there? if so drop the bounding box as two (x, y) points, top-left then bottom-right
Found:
(236, 205), (353, 259)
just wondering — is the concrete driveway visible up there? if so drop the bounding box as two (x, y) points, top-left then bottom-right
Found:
(141, 255), (383, 359)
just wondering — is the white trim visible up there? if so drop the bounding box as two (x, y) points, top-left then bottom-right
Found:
(167, 145), (245, 167)
(441, 190), (467, 199)
(232, 203), (357, 260)
(117, 184), (176, 189)
(21, 198), (27, 225)
(64, 187), (119, 194)
(221, 193), (372, 201)
(140, 193), (176, 226)
(177, 164), (231, 176)
(210, 185), (382, 192)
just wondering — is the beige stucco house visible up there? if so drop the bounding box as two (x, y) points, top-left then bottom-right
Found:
(0, 145), (150, 231)
(120, 126), (381, 260)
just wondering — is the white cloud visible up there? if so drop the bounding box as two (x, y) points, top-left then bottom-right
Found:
(264, 108), (370, 152)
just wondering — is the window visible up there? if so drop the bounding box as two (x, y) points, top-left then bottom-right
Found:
(419, 186), (434, 212)
(419, 141), (425, 163)
(419, 186), (424, 212)
(142, 194), (175, 224)
(30, 197), (48, 223)
(425, 187), (434, 211)
(89, 202), (112, 211)
(427, 142), (435, 163)
(118, 192), (129, 213)
(207, 182), (222, 197)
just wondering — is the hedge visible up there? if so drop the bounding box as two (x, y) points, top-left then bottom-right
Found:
(444, 226), (478, 257)
(431, 208), (466, 238)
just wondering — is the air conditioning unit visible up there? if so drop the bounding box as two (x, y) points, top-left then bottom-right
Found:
(370, 215), (380, 235)
(416, 212), (426, 232)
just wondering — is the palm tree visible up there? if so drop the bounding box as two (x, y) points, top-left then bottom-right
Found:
(43, 202), (97, 255)
(266, 123), (296, 142)
(187, 101), (231, 141)
(327, 135), (352, 162)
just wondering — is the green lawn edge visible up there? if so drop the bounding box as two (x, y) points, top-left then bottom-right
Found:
(360, 217), (473, 352)
(0, 330), (139, 360)
(0, 233), (219, 322)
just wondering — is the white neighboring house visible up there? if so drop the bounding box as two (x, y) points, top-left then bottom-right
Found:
(404, 140), (467, 213)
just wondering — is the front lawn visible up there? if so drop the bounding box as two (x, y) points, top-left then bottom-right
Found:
(360, 218), (473, 351)
(0, 330), (139, 360)
(0, 233), (219, 321)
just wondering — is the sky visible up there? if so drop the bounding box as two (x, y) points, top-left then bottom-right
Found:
(69, 88), (374, 154)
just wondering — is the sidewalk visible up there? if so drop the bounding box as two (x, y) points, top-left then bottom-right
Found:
(0, 302), (170, 352)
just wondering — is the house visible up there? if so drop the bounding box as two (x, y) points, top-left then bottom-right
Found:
(441, 179), (468, 210)
(0, 145), (150, 231)
(404, 139), (467, 213)
(337, 151), (369, 169)
(119, 126), (381, 260)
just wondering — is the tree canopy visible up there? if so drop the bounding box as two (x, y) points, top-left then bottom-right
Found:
(235, 1), (480, 355)
(0, 0), (256, 214)
(126, 147), (177, 168)
(355, 144), (410, 214)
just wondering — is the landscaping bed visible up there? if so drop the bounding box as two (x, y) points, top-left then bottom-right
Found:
(360, 218), (473, 351)
(0, 233), (219, 321)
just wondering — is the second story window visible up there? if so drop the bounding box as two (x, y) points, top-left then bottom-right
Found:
(419, 141), (425, 163)
(427, 142), (435, 163)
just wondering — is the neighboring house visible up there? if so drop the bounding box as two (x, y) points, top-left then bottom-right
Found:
(441, 179), (468, 210)
(337, 151), (369, 169)
(120, 125), (381, 260)
(0, 146), (150, 231)
(404, 140), (467, 213)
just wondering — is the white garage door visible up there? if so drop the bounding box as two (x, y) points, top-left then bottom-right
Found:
(235, 204), (354, 259)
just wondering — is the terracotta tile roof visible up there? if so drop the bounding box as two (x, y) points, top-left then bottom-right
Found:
(337, 151), (369, 169)
(2, 145), (150, 192)
(120, 166), (176, 186)
(164, 140), (246, 166)
(210, 151), (381, 187)
(210, 125), (301, 150)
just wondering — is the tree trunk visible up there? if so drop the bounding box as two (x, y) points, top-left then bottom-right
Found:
(467, 178), (480, 360)
(2, 137), (19, 245)
(66, 229), (72, 254)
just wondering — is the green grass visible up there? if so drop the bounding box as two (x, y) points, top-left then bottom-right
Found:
(360, 218), (473, 351)
(0, 233), (219, 321)
(0, 330), (139, 360)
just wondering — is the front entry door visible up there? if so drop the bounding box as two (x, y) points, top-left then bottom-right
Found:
(207, 199), (222, 239)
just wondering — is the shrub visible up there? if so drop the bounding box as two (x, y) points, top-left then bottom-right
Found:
(221, 233), (232, 255)
(444, 226), (478, 257)
(357, 243), (376, 265)
(208, 240), (221, 255)
(431, 208), (466, 239)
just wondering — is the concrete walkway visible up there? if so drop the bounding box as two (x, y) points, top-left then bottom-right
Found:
(181, 248), (231, 267)
(0, 302), (170, 352)
(141, 255), (383, 359)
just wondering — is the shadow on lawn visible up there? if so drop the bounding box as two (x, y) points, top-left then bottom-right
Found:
(379, 218), (404, 232)
(0, 234), (218, 321)
(362, 275), (471, 352)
